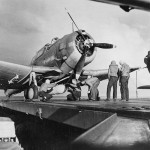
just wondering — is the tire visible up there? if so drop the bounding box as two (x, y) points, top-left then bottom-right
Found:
(24, 84), (38, 100)
(24, 89), (29, 99)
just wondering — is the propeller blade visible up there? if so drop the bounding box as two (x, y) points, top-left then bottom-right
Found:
(92, 43), (116, 49)
(66, 53), (86, 85)
(74, 53), (86, 79)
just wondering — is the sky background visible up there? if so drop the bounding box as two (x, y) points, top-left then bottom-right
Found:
(0, 0), (150, 98)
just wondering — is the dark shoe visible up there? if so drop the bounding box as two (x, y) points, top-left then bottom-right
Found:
(105, 99), (110, 101)
(40, 97), (47, 102)
(67, 99), (73, 101)
(113, 98), (117, 102)
(41, 99), (47, 102)
(89, 99), (94, 101)
(126, 99), (129, 101)
(120, 99), (125, 101)
(96, 97), (101, 101)
(76, 98), (81, 101)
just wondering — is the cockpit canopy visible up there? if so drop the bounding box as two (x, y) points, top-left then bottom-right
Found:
(31, 43), (49, 63)
(31, 37), (59, 65)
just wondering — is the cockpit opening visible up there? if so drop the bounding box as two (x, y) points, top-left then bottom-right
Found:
(51, 37), (59, 44)
(31, 37), (59, 64)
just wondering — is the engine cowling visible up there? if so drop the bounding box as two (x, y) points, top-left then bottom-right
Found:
(60, 31), (97, 74)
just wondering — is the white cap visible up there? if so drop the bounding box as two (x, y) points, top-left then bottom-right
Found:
(45, 79), (50, 84)
(72, 79), (77, 85)
(119, 60), (124, 65)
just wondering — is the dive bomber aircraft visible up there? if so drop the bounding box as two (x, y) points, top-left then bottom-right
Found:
(0, 29), (139, 100)
(1, 1), (147, 100)
(1, 0), (150, 100)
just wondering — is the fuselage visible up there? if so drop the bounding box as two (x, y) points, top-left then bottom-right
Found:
(0, 30), (97, 96)
(31, 31), (97, 74)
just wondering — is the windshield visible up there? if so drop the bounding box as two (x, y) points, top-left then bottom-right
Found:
(31, 46), (46, 64)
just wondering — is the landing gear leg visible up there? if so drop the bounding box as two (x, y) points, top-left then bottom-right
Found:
(24, 72), (38, 101)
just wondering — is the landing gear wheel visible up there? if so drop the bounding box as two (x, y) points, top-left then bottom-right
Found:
(24, 84), (38, 101)
(24, 89), (29, 99)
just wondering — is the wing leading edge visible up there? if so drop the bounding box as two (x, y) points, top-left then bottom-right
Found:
(0, 60), (32, 89)
(81, 69), (108, 81)
(81, 67), (140, 81)
(0, 60), (62, 89)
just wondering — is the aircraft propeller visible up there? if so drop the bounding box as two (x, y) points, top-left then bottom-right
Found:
(65, 8), (116, 83)
(72, 41), (116, 81)
(74, 51), (87, 80)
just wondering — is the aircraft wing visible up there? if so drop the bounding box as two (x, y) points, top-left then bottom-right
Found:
(0, 60), (62, 89)
(138, 85), (150, 89)
(130, 67), (140, 73)
(91, 0), (150, 12)
(81, 69), (108, 81)
(81, 66), (140, 81)
(32, 66), (62, 78)
(0, 60), (32, 89)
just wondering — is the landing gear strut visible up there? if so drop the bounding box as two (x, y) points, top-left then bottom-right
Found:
(24, 72), (38, 101)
